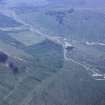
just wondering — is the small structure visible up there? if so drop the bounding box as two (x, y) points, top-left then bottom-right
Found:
(92, 73), (105, 80)
(64, 41), (74, 50)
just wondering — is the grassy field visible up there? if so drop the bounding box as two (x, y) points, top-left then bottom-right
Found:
(0, 13), (22, 28)
(9, 30), (45, 46)
(17, 8), (105, 42)
(0, 4), (105, 105)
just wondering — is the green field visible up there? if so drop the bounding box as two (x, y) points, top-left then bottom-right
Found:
(9, 30), (45, 46)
